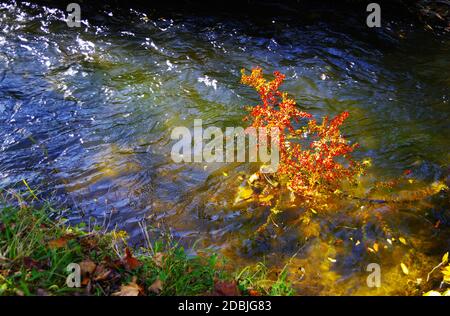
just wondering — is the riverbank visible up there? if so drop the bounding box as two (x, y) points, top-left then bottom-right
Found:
(0, 194), (293, 296)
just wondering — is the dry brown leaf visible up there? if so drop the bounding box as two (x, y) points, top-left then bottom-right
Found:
(153, 252), (164, 268)
(112, 277), (143, 296)
(93, 264), (112, 282)
(148, 278), (163, 294)
(80, 260), (97, 276)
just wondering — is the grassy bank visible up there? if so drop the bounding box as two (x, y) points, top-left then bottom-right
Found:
(0, 196), (293, 296)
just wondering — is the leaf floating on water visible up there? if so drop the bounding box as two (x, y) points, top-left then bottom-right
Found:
(399, 237), (407, 245)
(373, 243), (379, 252)
(442, 252), (449, 264)
(423, 290), (441, 296)
(400, 263), (409, 275)
(234, 186), (253, 203)
(270, 207), (282, 215)
(442, 265), (450, 283)
(259, 194), (274, 203)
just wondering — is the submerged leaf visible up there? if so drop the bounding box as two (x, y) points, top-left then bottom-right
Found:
(400, 263), (409, 275)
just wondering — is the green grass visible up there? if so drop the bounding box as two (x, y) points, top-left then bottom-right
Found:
(0, 194), (294, 296)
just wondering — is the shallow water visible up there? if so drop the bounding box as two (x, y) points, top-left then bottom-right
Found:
(0, 1), (449, 295)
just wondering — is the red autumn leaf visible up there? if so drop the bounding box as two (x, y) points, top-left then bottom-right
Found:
(123, 248), (142, 270)
(212, 280), (241, 296)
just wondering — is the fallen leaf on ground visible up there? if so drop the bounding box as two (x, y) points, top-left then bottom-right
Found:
(148, 278), (163, 294)
(152, 252), (164, 268)
(80, 260), (97, 276)
(212, 280), (240, 296)
(123, 248), (142, 270)
(399, 237), (407, 245)
(112, 277), (143, 296)
(93, 264), (112, 282)
(48, 237), (69, 249)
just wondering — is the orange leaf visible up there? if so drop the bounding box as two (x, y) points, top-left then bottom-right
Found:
(48, 237), (68, 249)
(248, 289), (260, 296)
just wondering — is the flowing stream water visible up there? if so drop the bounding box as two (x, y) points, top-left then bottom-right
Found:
(0, 1), (449, 295)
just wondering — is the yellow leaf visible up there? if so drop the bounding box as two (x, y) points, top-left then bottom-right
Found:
(399, 237), (407, 245)
(327, 257), (337, 263)
(259, 194), (274, 203)
(373, 243), (379, 252)
(400, 263), (409, 275)
(222, 172), (228, 177)
(271, 207), (282, 215)
(442, 265), (450, 283)
(234, 187), (253, 203)
(423, 290), (441, 296)
(442, 252), (449, 264)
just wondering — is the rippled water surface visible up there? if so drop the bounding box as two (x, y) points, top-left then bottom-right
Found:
(0, 1), (449, 295)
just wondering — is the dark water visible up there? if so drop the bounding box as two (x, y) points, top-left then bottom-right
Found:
(0, 1), (449, 294)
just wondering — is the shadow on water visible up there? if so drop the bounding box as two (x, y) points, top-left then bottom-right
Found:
(0, 0), (449, 294)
